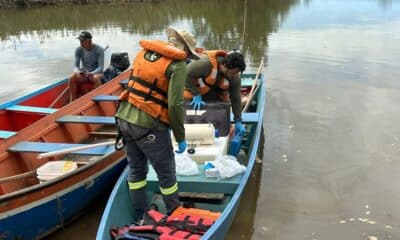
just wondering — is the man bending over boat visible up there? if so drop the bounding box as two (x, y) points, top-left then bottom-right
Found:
(184, 50), (247, 136)
(115, 27), (200, 222)
(68, 31), (104, 101)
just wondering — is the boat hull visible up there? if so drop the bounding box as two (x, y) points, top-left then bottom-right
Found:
(0, 156), (126, 240)
(0, 71), (131, 239)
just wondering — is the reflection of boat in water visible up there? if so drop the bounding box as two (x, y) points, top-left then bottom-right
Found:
(96, 68), (266, 240)
(0, 70), (131, 240)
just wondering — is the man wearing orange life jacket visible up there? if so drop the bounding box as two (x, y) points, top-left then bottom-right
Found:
(184, 50), (247, 135)
(115, 27), (200, 222)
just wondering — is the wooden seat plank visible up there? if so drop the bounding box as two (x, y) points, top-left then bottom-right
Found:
(5, 105), (57, 114)
(92, 95), (120, 102)
(0, 130), (16, 138)
(55, 113), (258, 125)
(8, 141), (113, 155)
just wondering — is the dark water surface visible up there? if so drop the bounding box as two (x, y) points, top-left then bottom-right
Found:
(1, 0), (400, 239)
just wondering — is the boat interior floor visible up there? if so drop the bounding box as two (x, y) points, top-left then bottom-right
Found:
(146, 159), (244, 214)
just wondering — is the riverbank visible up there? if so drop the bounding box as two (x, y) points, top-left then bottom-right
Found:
(0, 0), (149, 9)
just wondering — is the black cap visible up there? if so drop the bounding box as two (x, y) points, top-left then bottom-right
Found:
(77, 31), (92, 40)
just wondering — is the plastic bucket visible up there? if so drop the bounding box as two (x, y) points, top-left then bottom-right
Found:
(37, 161), (78, 182)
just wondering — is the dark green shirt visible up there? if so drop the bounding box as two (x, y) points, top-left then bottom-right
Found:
(115, 54), (186, 142)
(186, 55), (242, 122)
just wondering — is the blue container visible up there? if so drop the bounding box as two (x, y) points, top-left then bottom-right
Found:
(228, 133), (243, 157)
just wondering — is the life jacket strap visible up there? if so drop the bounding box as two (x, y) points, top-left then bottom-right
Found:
(127, 87), (168, 109)
(129, 76), (168, 99)
(165, 228), (193, 240)
(147, 210), (211, 235)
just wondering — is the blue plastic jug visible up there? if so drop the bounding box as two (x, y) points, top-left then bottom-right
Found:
(228, 133), (243, 157)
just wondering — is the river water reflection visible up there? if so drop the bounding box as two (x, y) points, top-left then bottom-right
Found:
(1, 0), (400, 239)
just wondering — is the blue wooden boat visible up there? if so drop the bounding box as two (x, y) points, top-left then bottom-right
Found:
(0, 71), (132, 239)
(0, 73), (116, 140)
(96, 69), (266, 240)
(0, 78), (69, 140)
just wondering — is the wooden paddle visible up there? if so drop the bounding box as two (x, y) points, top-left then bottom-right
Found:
(0, 171), (37, 184)
(49, 86), (69, 108)
(242, 57), (264, 113)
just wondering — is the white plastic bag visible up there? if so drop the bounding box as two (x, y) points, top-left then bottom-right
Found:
(212, 155), (246, 178)
(175, 154), (199, 176)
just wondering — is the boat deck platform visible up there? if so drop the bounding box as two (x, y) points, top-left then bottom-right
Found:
(147, 165), (241, 195)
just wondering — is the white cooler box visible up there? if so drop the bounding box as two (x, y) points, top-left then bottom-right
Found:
(172, 123), (229, 164)
(173, 137), (229, 164)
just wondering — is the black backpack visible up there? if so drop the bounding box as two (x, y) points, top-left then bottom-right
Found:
(103, 52), (130, 83)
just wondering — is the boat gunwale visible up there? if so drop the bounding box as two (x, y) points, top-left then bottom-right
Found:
(202, 72), (266, 239)
(0, 78), (68, 109)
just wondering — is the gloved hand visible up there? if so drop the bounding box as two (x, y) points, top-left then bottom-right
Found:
(234, 121), (246, 136)
(190, 95), (206, 110)
(175, 140), (187, 154)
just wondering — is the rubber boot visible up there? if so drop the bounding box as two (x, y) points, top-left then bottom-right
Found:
(129, 189), (147, 222)
(162, 191), (181, 215)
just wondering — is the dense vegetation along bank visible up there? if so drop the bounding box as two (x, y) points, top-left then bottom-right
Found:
(0, 0), (150, 9)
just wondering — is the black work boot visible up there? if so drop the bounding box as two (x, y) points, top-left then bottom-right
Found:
(162, 191), (181, 215)
(148, 203), (159, 211)
(129, 189), (147, 223)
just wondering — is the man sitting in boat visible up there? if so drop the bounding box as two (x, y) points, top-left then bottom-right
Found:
(184, 50), (247, 136)
(68, 31), (104, 101)
(115, 27), (200, 222)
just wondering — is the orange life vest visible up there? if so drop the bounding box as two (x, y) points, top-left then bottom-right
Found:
(110, 208), (219, 240)
(184, 50), (230, 101)
(111, 225), (202, 240)
(170, 206), (221, 221)
(120, 40), (187, 124)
